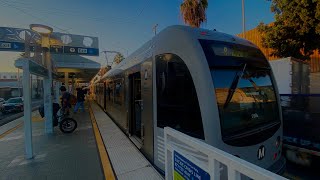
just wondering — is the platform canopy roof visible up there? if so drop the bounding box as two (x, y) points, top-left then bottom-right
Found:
(52, 54), (101, 83)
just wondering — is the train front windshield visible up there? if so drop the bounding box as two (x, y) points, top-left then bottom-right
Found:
(200, 40), (281, 146)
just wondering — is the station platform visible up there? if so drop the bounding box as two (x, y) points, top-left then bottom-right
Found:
(0, 101), (163, 180)
(90, 102), (163, 180)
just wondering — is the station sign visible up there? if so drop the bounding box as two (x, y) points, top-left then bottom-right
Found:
(63, 46), (99, 55)
(0, 41), (25, 52)
(173, 151), (210, 180)
(29, 60), (48, 77)
(15, 58), (58, 78)
(0, 27), (99, 56)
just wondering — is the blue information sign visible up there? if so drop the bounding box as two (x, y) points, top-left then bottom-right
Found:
(63, 46), (99, 56)
(0, 41), (99, 56)
(173, 151), (210, 180)
(0, 41), (25, 52)
(0, 27), (100, 56)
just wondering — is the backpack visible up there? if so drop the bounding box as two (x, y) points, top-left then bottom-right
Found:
(62, 92), (77, 106)
(70, 94), (77, 105)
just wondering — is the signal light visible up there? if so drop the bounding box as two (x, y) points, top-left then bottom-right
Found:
(273, 153), (278, 160)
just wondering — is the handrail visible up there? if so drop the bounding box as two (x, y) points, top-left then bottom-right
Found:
(164, 127), (287, 180)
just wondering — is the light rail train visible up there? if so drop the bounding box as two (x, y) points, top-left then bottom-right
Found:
(92, 25), (286, 174)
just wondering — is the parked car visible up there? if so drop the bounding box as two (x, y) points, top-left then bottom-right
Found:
(2, 97), (24, 114)
(0, 98), (5, 110)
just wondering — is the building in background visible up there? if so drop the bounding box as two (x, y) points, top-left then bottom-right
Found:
(237, 26), (320, 73)
(0, 72), (21, 80)
(0, 72), (43, 100)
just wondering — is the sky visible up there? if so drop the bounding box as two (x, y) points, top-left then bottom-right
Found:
(0, 0), (274, 72)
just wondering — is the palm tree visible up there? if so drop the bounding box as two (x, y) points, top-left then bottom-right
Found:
(180, 0), (208, 28)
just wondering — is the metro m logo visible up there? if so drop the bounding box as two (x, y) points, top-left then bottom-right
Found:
(257, 146), (265, 160)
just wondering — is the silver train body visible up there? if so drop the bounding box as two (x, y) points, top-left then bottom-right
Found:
(93, 25), (286, 174)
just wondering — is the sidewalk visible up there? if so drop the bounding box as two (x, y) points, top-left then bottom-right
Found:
(0, 105), (103, 180)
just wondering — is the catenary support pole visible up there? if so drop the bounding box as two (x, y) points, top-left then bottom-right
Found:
(22, 61), (33, 159)
(65, 72), (69, 92)
(44, 50), (53, 133)
(242, 0), (246, 38)
(55, 81), (61, 103)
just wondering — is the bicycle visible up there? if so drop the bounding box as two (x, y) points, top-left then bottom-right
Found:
(39, 103), (77, 133)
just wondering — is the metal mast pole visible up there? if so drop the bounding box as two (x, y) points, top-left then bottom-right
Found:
(153, 24), (158, 36)
(242, 0), (246, 38)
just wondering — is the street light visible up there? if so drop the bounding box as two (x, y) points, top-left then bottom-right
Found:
(30, 24), (52, 51)
(30, 24), (53, 35)
(242, 0), (246, 38)
(30, 24), (54, 134)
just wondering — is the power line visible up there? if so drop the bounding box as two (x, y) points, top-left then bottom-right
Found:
(101, 50), (123, 67)
(0, 0), (72, 33)
(1, 0), (150, 26)
(2, 0), (92, 15)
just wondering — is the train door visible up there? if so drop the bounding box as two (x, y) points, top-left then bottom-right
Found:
(153, 54), (205, 171)
(141, 59), (154, 161)
(129, 72), (143, 146)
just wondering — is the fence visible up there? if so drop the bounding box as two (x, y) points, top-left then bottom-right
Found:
(164, 127), (287, 180)
(281, 94), (320, 152)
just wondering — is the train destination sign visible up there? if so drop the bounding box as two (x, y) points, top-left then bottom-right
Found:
(0, 27), (99, 56)
(211, 43), (265, 59)
(173, 151), (210, 180)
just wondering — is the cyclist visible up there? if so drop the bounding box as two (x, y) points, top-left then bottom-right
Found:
(59, 86), (71, 115)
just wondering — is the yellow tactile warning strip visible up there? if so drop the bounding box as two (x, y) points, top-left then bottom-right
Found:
(0, 122), (23, 139)
(89, 102), (116, 180)
(32, 115), (44, 122)
(0, 114), (43, 139)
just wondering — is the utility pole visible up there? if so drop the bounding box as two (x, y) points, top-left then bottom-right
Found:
(101, 50), (122, 67)
(17, 68), (21, 97)
(242, 0), (246, 38)
(102, 51), (109, 66)
(153, 24), (158, 36)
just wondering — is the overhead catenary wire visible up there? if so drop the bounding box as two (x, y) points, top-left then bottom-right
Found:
(0, 0), (72, 34)
(0, 0), (150, 26)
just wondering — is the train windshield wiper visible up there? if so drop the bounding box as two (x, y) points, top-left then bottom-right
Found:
(224, 63), (247, 109)
(223, 121), (280, 142)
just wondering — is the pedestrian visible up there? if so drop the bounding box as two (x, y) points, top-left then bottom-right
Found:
(74, 88), (85, 113)
(60, 86), (71, 115)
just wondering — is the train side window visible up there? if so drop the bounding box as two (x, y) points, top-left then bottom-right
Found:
(156, 53), (204, 140)
(114, 79), (124, 106)
(106, 83), (112, 102)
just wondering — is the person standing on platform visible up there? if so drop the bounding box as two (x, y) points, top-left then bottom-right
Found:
(74, 88), (85, 113)
(60, 86), (71, 115)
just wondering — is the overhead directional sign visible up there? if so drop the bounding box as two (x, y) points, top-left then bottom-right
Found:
(15, 58), (58, 78)
(50, 45), (63, 53)
(63, 46), (99, 55)
(0, 41), (25, 52)
(0, 27), (99, 56)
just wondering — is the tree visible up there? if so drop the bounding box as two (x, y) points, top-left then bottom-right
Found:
(180, 0), (208, 28)
(258, 0), (320, 60)
(113, 53), (125, 65)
